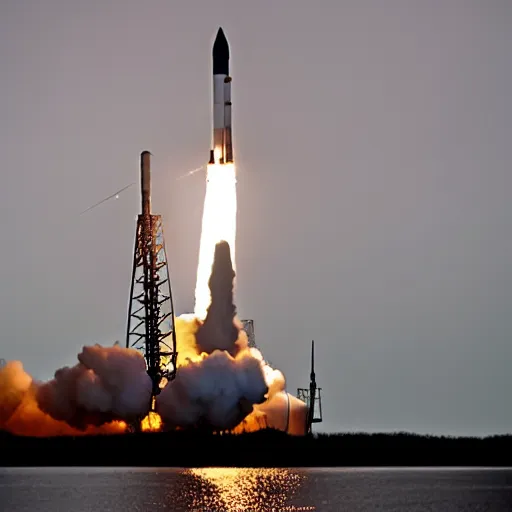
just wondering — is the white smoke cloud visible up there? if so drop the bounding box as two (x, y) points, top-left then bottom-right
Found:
(0, 236), (303, 436)
(155, 241), (289, 431)
(37, 344), (152, 428)
(156, 345), (268, 430)
(248, 347), (286, 400)
(0, 358), (128, 437)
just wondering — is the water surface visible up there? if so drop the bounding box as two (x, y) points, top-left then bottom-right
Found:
(1, 467), (511, 511)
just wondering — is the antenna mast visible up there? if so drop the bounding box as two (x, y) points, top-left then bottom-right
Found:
(297, 340), (323, 434)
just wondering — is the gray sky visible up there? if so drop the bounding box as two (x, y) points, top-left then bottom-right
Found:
(1, 0), (511, 435)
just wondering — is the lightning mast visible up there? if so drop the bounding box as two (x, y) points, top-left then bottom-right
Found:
(297, 340), (323, 434)
(126, 151), (177, 398)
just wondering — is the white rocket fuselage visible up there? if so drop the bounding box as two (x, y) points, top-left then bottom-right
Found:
(210, 28), (233, 166)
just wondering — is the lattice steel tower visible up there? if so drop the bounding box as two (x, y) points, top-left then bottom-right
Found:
(126, 151), (178, 397)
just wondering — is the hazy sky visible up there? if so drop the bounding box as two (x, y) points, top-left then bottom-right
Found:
(1, 0), (511, 435)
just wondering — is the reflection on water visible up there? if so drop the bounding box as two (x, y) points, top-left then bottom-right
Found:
(1, 467), (511, 511)
(185, 468), (315, 511)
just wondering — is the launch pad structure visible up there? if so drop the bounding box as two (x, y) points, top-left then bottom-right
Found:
(297, 341), (323, 434)
(241, 319), (256, 348)
(126, 151), (178, 398)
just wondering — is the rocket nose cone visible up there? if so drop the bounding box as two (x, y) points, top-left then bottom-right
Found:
(213, 27), (229, 74)
(214, 27), (228, 49)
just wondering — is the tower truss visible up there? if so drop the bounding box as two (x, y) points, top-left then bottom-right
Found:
(126, 151), (178, 397)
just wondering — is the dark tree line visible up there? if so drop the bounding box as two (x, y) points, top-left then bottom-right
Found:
(1, 429), (511, 467)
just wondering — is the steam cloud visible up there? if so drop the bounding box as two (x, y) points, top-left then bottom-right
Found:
(156, 241), (285, 430)
(0, 241), (292, 436)
(36, 345), (152, 429)
(0, 359), (128, 437)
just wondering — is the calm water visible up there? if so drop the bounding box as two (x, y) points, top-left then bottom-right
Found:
(1, 467), (511, 511)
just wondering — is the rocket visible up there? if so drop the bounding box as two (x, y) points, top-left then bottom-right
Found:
(209, 27), (233, 166)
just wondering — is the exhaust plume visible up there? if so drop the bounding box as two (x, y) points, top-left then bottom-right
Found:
(157, 241), (279, 430)
(195, 240), (239, 355)
(156, 348), (267, 430)
(194, 163), (237, 320)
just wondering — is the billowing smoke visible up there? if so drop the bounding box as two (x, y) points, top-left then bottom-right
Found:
(156, 348), (267, 429)
(0, 240), (303, 436)
(156, 240), (286, 431)
(0, 359), (128, 437)
(195, 241), (239, 355)
(0, 361), (32, 427)
(36, 345), (152, 429)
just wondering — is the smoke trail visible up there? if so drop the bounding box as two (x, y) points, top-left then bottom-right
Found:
(195, 241), (239, 355)
(176, 166), (205, 181)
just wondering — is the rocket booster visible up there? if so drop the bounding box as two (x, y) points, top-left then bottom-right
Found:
(209, 27), (233, 165)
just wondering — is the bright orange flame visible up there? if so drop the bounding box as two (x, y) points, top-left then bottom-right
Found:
(213, 146), (223, 164)
(194, 162), (237, 320)
(3, 391), (127, 437)
(140, 396), (163, 432)
(230, 408), (268, 434)
(141, 411), (162, 432)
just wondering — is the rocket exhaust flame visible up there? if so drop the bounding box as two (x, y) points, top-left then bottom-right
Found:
(194, 163), (237, 320)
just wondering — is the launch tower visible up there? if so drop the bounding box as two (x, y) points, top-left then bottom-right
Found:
(126, 151), (178, 398)
(297, 341), (323, 434)
(241, 319), (256, 348)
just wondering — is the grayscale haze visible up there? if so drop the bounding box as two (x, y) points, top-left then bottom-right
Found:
(0, 0), (511, 436)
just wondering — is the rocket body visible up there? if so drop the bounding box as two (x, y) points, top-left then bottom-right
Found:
(209, 28), (233, 165)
